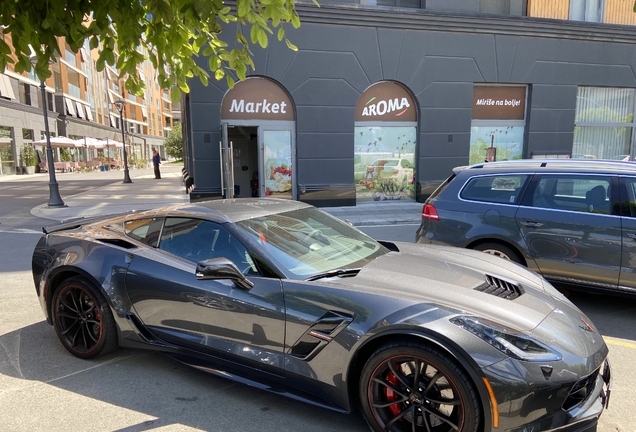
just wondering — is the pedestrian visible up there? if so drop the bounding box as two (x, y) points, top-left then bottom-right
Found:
(152, 147), (161, 179)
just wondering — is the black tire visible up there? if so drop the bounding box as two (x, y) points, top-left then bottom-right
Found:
(472, 242), (522, 264)
(360, 341), (480, 432)
(51, 276), (118, 359)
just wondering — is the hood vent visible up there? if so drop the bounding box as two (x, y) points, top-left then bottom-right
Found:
(475, 275), (525, 300)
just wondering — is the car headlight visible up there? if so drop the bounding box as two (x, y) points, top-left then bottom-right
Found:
(450, 316), (562, 362)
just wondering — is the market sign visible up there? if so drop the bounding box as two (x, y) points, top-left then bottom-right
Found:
(472, 86), (526, 120)
(355, 81), (417, 122)
(221, 77), (294, 121)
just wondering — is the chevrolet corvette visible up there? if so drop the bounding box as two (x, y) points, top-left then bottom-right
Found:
(32, 198), (611, 432)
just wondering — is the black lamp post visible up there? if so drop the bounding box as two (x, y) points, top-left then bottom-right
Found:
(114, 100), (132, 183)
(31, 56), (65, 207)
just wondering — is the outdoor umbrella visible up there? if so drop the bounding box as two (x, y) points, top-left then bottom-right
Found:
(33, 136), (77, 148)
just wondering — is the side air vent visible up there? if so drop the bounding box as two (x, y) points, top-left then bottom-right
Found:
(289, 311), (354, 360)
(474, 275), (525, 300)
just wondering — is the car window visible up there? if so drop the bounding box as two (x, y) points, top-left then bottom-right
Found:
(620, 177), (636, 217)
(532, 175), (611, 214)
(460, 175), (528, 204)
(159, 218), (257, 273)
(122, 218), (163, 247)
(235, 207), (387, 278)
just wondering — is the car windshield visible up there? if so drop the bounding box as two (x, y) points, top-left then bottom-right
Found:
(235, 208), (389, 278)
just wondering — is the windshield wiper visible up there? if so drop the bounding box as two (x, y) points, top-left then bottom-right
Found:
(305, 268), (361, 281)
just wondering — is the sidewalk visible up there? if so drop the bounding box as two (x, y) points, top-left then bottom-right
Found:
(26, 164), (422, 226)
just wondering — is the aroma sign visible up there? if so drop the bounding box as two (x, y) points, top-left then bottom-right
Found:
(355, 82), (416, 122)
(361, 97), (411, 117)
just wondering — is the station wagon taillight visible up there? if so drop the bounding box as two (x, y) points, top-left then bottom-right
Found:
(422, 203), (439, 221)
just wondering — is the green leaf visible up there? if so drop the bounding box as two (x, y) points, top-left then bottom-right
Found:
(178, 80), (190, 93)
(277, 27), (284, 41)
(215, 68), (224, 80)
(226, 74), (235, 89)
(0, 40), (10, 55)
(171, 87), (181, 104)
(257, 28), (268, 48)
(291, 14), (301, 29)
(285, 39), (298, 51)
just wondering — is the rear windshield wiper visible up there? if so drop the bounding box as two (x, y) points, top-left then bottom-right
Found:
(305, 268), (361, 281)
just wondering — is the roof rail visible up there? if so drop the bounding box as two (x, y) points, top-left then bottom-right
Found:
(469, 159), (636, 171)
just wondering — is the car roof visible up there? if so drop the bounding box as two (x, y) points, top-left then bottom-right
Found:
(458, 159), (636, 175)
(161, 198), (313, 223)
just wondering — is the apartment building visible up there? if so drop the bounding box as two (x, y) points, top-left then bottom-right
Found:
(0, 33), (172, 175)
(181, 0), (636, 206)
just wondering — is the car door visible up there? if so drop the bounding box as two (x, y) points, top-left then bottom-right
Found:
(617, 176), (636, 293)
(515, 173), (621, 290)
(125, 217), (287, 375)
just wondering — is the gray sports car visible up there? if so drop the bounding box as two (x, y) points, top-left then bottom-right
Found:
(32, 198), (611, 432)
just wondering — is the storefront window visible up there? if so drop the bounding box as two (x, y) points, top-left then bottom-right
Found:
(355, 126), (417, 201)
(573, 87), (634, 160)
(470, 85), (527, 164)
(0, 126), (15, 175)
(469, 126), (525, 164)
(354, 81), (417, 202)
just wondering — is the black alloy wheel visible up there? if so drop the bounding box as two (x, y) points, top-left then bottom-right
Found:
(360, 342), (480, 432)
(52, 277), (117, 359)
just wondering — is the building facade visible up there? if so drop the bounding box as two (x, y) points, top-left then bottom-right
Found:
(0, 33), (172, 175)
(180, 0), (636, 206)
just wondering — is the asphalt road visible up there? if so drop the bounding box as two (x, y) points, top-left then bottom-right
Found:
(0, 178), (634, 431)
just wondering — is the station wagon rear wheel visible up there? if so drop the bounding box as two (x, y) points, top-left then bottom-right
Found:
(51, 276), (117, 359)
(360, 341), (480, 432)
(473, 242), (522, 264)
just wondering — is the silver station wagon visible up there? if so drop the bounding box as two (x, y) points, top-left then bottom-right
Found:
(416, 159), (636, 296)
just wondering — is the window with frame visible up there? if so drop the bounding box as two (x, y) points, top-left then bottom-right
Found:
(20, 83), (31, 106)
(159, 218), (257, 274)
(461, 174), (529, 204)
(532, 175), (612, 214)
(569, 0), (605, 22)
(620, 177), (636, 217)
(573, 87), (634, 161)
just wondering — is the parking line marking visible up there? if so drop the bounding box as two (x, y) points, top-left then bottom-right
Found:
(604, 337), (636, 349)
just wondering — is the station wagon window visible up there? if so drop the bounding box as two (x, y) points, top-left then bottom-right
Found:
(159, 218), (257, 273)
(532, 175), (612, 214)
(461, 175), (528, 204)
(619, 177), (636, 217)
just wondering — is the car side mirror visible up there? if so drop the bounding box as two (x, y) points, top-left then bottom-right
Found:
(195, 257), (254, 290)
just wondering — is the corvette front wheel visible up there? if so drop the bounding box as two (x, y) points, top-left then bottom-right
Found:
(360, 341), (480, 432)
(52, 276), (118, 359)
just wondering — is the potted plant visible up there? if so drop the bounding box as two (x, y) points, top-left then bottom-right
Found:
(20, 146), (37, 175)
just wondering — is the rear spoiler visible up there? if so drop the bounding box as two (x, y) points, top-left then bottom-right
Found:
(452, 166), (469, 174)
(42, 212), (131, 234)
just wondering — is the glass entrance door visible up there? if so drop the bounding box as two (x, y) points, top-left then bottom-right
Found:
(259, 127), (295, 199)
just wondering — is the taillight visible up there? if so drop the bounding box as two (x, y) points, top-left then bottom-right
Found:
(422, 203), (439, 221)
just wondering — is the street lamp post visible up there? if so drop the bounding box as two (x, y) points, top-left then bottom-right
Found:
(31, 57), (65, 207)
(114, 100), (132, 183)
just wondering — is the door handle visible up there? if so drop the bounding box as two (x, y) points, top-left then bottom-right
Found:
(627, 233), (636, 240)
(520, 221), (544, 228)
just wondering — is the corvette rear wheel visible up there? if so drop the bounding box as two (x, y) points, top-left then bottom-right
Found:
(360, 342), (480, 432)
(52, 277), (117, 359)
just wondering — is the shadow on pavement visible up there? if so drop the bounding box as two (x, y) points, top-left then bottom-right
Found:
(0, 321), (368, 432)
(568, 291), (636, 341)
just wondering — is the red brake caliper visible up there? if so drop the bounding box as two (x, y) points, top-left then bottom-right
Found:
(385, 370), (401, 416)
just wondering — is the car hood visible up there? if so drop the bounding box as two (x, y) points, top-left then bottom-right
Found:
(334, 243), (558, 332)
